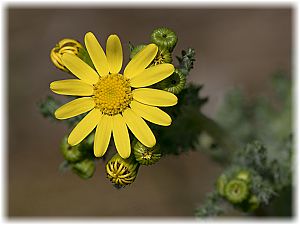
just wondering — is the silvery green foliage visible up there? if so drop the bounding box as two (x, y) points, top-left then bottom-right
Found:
(195, 192), (224, 217)
(197, 73), (292, 217)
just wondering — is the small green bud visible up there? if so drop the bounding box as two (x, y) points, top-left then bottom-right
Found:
(224, 179), (249, 204)
(239, 194), (260, 212)
(236, 170), (251, 183)
(133, 140), (161, 165)
(71, 159), (95, 179)
(106, 153), (139, 188)
(216, 174), (228, 196)
(151, 27), (178, 52)
(130, 44), (146, 59)
(60, 136), (85, 163)
(199, 132), (215, 149)
(157, 69), (186, 94)
(247, 195), (260, 212)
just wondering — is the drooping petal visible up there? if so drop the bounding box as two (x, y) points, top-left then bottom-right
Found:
(112, 114), (131, 159)
(68, 109), (101, 146)
(84, 32), (109, 77)
(94, 115), (113, 157)
(132, 88), (178, 107)
(106, 34), (123, 74)
(122, 108), (156, 148)
(124, 44), (158, 79)
(130, 100), (172, 126)
(50, 79), (94, 96)
(54, 97), (95, 120)
(61, 53), (99, 84)
(130, 64), (174, 88)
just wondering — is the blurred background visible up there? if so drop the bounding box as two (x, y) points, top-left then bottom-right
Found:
(8, 7), (292, 217)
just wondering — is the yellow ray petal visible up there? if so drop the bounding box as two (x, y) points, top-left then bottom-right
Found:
(54, 97), (95, 120)
(106, 34), (123, 74)
(94, 115), (113, 157)
(84, 32), (109, 77)
(130, 100), (172, 126)
(112, 114), (131, 158)
(61, 53), (99, 84)
(68, 109), (101, 146)
(124, 44), (158, 79)
(130, 64), (174, 88)
(122, 108), (156, 148)
(50, 79), (94, 96)
(132, 88), (178, 107)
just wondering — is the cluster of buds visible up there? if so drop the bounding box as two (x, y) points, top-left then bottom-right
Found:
(60, 135), (95, 179)
(130, 27), (186, 95)
(216, 169), (260, 212)
(105, 140), (162, 188)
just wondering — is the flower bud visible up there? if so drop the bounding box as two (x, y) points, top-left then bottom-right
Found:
(60, 136), (85, 163)
(151, 27), (178, 52)
(157, 69), (186, 94)
(106, 153), (139, 188)
(216, 174), (228, 197)
(236, 170), (251, 183)
(71, 159), (95, 179)
(50, 38), (91, 72)
(151, 48), (172, 67)
(133, 140), (161, 165)
(247, 195), (260, 211)
(224, 179), (249, 204)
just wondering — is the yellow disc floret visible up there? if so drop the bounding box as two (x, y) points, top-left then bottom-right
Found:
(93, 74), (133, 115)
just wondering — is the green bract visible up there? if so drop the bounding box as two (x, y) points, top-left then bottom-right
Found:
(151, 27), (178, 51)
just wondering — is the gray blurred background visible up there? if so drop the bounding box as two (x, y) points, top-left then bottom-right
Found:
(8, 7), (292, 217)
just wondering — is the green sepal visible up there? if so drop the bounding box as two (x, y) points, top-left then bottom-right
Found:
(78, 47), (95, 69)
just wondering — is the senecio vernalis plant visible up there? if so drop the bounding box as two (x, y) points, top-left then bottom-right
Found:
(39, 27), (292, 217)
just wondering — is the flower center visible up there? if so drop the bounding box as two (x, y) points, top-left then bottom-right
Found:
(93, 74), (132, 116)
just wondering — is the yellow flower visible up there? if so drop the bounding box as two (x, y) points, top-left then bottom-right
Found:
(50, 32), (177, 159)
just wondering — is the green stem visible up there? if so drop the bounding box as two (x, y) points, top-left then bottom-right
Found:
(195, 111), (238, 163)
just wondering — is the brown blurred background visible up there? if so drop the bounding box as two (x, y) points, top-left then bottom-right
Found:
(8, 7), (292, 217)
